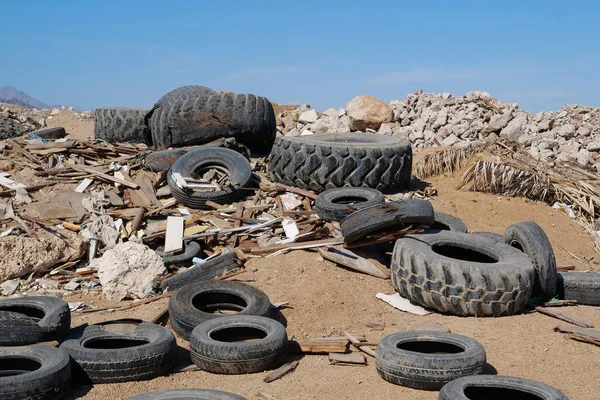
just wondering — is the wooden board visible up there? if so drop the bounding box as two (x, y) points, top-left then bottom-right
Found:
(164, 216), (184, 253)
(34, 201), (77, 219)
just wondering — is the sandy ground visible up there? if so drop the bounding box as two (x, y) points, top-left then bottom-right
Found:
(55, 171), (600, 400)
(46, 112), (94, 141)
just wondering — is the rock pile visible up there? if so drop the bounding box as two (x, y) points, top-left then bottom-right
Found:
(276, 91), (600, 170)
(0, 102), (93, 139)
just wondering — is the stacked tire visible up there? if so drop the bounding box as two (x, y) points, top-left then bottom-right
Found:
(145, 85), (276, 152)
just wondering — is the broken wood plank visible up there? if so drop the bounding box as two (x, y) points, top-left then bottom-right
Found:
(287, 339), (349, 354)
(318, 246), (388, 279)
(34, 202), (77, 219)
(263, 360), (299, 383)
(129, 208), (146, 237)
(329, 352), (366, 366)
(260, 181), (318, 200)
(25, 140), (76, 150)
(541, 300), (578, 307)
(164, 216), (184, 253)
(554, 325), (600, 342)
(249, 237), (344, 255)
(344, 331), (376, 358)
(74, 178), (93, 193)
(535, 307), (594, 328)
(66, 162), (139, 189)
(0, 182), (57, 197)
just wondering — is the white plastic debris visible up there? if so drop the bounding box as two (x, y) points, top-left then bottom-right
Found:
(376, 293), (431, 316)
(552, 202), (576, 218)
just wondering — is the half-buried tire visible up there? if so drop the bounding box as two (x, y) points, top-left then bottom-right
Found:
(556, 272), (600, 305)
(391, 231), (535, 317)
(124, 389), (248, 400)
(438, 375), (568, 400)
(268, 133), (412, 194)
(315, 187), (385, 222)
(94, 108), (150, 144)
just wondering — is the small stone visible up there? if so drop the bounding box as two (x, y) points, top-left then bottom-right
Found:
(378, 123), (393, 135)
(0, 160), (14, 171)
(559, 144), (580, 154)
(409, 321), (450, 333)
(300, 129), (314, 136)
(577, 149), (592, 166)
(556, 153), (575, 163)
(557, 124), (575, 139)
(442, 134), (459, 146)
(539, 149), (555, 159)
(485, 112), (513, 134)
(298, 110), (318, 124)
(322, 108), (338, 118)
(586, 141), (600, 152)
(1, 279), (20, 295)
(338, 108), (346, 117)
(578, 126), (592, 137)
(455, 140), (472, 149)
(593, 163), (600, 172)
(499, 113), (527, 140)
(517, 134), (534, 146)
(536, 119), (554, 132)
(528, 146), (541, 159)
(286, 128), (300, 137)
(281, 115), (295, 130)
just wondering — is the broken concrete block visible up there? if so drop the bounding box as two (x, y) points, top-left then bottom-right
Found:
(97, 241), (167, 301)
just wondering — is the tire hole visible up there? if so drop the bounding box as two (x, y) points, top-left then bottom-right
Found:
(82, 338), (150, 349)
(432, 244), (498, 263)
(0, 305), (45, 320)
(192, 292), (248, 315)
(331, 195), (369, 205)
(210, 326), (267, 343)
(509, 240), (524, 252)
(396, 340), (464, 354)
(0, 358), (41, 376)
(464, 386), (543, 400)
(430, 222), (451, 231)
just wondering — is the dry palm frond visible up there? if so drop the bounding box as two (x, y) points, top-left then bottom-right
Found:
(413, 147), (477, 179)
(458, 141), (600, 252)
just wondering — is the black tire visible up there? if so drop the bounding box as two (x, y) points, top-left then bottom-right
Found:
(341, 199), (435, 243)
(0, 344), (71, 400)
(149, 90), (276, 152)
(391, 231), (535, 317)
(156, 240), (201, 267)
(376, 331), (486, 391)
(167, 147), (252, 209)
(268, 133), (412, 194)
(504, 221), (557, 300)
(160, 251), (239, 291)
(59, 322), (176, 383)
(31, 127), (66, 139)
(438, 375), (568, 400)
(190, 315), (287, 374)
(470, 232), (503, 242)
(0, 296), (71, 345)
(557, 272), (600, 305)
(315, 187), (385, 222)
(168, 280), (272, 340)
(124, 389), (247, 400)
(427, 212), (468, 233)
(94, 108), (150, 144)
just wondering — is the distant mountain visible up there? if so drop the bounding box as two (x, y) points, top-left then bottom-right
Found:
(0, 86), (84, 111)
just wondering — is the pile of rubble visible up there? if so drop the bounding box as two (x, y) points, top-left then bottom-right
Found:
(0, 102), (93, 139)
(277, 91), (600, 169)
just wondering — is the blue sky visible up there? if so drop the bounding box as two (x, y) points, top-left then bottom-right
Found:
(1, 1), (598, 112)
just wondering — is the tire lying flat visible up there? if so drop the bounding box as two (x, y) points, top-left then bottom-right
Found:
(60, 322), (176, 383)
(124, 389), (247, 400)
(438, 375), (568, 400)
(190, 315), (287, 374)
(556, 272), (600, 305)
(376, 331), (486, 390)
(168, 280), (272, 340)
(156, 240), (201, 267)
(0, 295), (71, 345)
(167, 147), (252, 209)
(94, 108), (150, 144)
(391, 231), (535, 317)
(504, 221), (557, 300)
(160, 251), (239, 291)
(269, 133), (412, 194)
(315, 187), (385, 222)
(0, 344), (71, 400)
